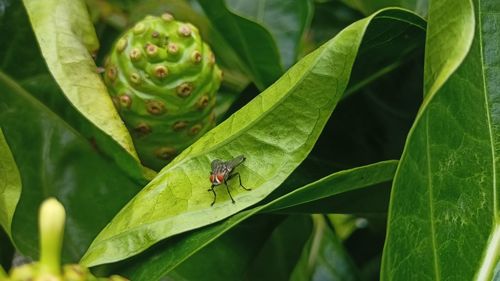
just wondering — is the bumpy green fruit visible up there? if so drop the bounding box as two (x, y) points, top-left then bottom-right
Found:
(103, 13), (222, 170)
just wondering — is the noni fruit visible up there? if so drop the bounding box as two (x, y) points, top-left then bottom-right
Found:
(103, 13), (222, 170)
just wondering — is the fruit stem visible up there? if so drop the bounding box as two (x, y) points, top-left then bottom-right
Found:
(38, 198), (66, 277)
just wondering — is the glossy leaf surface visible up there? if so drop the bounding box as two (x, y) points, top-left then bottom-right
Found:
(264, 160), (397, 213)
(382, 0), (499, 280)
(225, 0), (313, 69)
(197, 0), (283, 90)
(82, 18), (357, 266)
(23, 0), (138, 159)
(81, 8), (424, 268)
(0, 72), (142, 261)
(0, 128), (21, 241)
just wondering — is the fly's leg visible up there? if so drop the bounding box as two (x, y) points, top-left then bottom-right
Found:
(223, 181), (236, 204)
(227, 172), (251, 191)
(208, 185), (217, 206)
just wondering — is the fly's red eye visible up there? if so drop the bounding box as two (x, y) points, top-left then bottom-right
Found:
(216, 174), (224, 183)
(210, 174), (215, 183)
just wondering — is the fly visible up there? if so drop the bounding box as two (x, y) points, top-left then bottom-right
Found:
(208, 155), (251, 206)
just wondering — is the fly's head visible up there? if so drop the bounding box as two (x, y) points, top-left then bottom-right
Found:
(209, 159), (227, 186)
(209, 172), (225, 186)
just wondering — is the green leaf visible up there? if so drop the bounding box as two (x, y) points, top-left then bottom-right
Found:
(0, 71), (142, 261)
(290, 215), (361, 281)
(81, 8), (424, 268)
(225, 0), (313, 69)
(382, 0), (500, 280)
(81, 10), (367, 267)
(112, 160), (401, 281)
(197, 0), (284, 90)
(263, 160), (397, 214)
(0, 128), (21, 241)
(22, 0), (138, 159)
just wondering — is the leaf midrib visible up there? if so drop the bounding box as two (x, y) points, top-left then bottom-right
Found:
(425, 113), (441, 281)
(474, 1), (499, 278)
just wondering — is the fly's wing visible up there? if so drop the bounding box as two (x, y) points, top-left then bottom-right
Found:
(211, 159), (223, 172)
(225, 155), (245, 170)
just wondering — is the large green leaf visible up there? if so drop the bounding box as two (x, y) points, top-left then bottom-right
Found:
(22, 0), (138, 159)
(81, 22), (347, 266)
(0, 128), (21, 241)
(111, 160), (398, 280)
(225, 0), (313, 69)
(263, 160), (397, 214)
(382, 0), (500, 280)
(197, 0), (283, 90)
(81, 8), (424, 267)
(0, 72), (142, 261)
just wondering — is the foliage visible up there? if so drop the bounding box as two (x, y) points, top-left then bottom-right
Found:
(0, 0), (498, 280)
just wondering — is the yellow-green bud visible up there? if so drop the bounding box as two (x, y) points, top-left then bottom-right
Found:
(38, 198), (65, 278)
